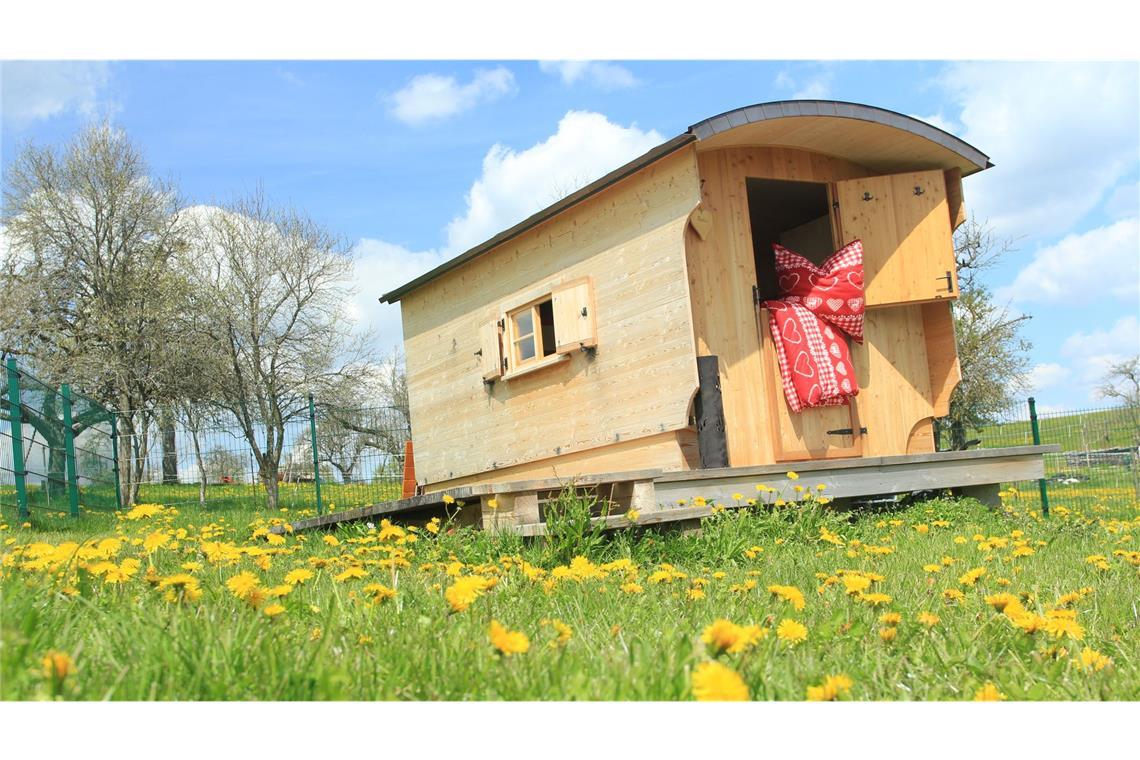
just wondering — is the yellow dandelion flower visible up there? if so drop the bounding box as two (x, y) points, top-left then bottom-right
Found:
(322, 534), (340, 547)
(776, 619), (808, 645)
(488, 620), (529, 656)
(41, 650), (73, 681)
(334, 566), (367, 583)
(226, 571), (260, 600)
(626, 508), (640, 523)
(445, 575), (493, 612)
(806, 674), (853, 701)
(880, 612), (901, 626)
(620, 582), (644, 594)
(284, 568), (314, 585)
(973, 682), (1006, 701)
(691, 661), (749, 701)
(768, 584), (806, 611)
(1075, 647), (1112, 672)
(917, 612), (940, 627)
(879, 626), (898, 642)
(263, 603), (286, 618)
(786, 471), (799, 480)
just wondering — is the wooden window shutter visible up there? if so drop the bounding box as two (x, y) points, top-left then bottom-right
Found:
(551, 277), (597, 354)
(835, 169), (957, 307)
(479, 319), (504, 381)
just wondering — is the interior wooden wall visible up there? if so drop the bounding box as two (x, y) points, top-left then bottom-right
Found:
(401, 149), (703, 488)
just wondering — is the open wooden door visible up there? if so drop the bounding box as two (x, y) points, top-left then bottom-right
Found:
(835, 169), (958, 307)
(757, 306), (862, 462)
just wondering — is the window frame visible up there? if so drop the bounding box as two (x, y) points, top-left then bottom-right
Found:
(501, 294), (568, 381)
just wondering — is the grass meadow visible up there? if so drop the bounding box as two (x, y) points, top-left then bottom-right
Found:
(2, 479), (1138, 701)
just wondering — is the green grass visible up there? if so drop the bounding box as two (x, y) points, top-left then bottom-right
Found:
(2, 488), (1138, 701)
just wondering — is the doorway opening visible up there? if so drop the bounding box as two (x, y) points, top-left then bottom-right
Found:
(746, 178), (837, 301)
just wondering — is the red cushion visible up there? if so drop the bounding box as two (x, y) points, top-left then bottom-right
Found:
(772, 240), (864, 343)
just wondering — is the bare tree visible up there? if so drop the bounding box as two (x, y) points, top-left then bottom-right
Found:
(1, 123), (199, 505)
(941, 218), (1033, 449)
(1098, 356), (1140, 434)
(1098, 356), (1140, 407)
(187, 190), (376, 509)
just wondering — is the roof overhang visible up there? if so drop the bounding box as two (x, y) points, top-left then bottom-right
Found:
(380, 100), (991, 303)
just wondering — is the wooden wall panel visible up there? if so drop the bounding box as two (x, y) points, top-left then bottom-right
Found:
(922, 301), (961, 418)
(401, 149), (702, 486)
(428, 430), (693, 490)
(852, 306), (935, 457)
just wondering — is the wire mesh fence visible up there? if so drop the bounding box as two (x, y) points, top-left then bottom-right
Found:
(1, 358), (119, 519)
(119, 400), (411, 515)
(936, 400), (1140, 513)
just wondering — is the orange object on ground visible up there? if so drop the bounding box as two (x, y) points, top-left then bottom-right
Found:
(401, 440), (417, 498)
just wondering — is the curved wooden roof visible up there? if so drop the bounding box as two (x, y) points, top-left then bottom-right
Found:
(689, 100), (991, 176)
(380, 100), (990, 303)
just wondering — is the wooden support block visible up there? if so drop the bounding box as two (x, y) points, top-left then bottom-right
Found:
(955, 483), (1002, 509)
(481, 492), (539, 533)
(630, 480), (658, 513)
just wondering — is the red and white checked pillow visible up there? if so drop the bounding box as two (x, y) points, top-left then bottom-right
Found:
(771, 240), (864, 343)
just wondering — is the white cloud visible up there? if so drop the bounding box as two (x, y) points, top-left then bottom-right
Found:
(1104, 181), (1139, 221)
(349, 110), (664, 345)
(1025, 362), (1069, 394)
(1058, 316), (1140, 401)
(388, 67), (516, 124)
(443, 110), (663, 254)
(774, 66), (833, 99)
(538, 61), (638, 90)
(0, 61), (113, 128)
(996, 217), (1139, 304)
(933, 62), (1139, 240)
(347, 239), (447, 350)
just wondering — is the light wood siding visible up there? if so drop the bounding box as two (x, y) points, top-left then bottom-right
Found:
(686, 147), (874, 466)
(401, 149), (702, 486)
(479, 321), (503, 381)
(852, 306), (935, 457)
(835, 169), (958, 307)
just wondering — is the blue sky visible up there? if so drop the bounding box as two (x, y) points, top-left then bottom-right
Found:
(2, 60), (1138, 412)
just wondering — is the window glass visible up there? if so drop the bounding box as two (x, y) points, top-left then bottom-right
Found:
(516, 335), (536, 361)
(513, 309), (533, 337)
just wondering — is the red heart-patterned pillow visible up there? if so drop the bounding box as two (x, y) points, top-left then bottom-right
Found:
(772, 240), (864, 343)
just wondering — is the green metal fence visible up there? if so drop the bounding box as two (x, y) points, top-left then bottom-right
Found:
(116, 398), (411, 517)
(1, 358), (120, 520)
(936, 400), (1140, 514)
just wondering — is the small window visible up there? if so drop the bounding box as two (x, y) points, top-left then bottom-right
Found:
(509, 297), (557, 369)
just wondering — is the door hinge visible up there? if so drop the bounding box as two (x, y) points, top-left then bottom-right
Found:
(937, 271), (954, 293)
(827, 427), (868, 436)
(752, 284), (761, 306)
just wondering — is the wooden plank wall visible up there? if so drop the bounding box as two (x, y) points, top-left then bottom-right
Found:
(401, 149), (703, 487)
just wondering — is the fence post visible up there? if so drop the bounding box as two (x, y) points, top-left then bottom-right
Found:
(1028, 397), (1050, 518)
(308, 394), (323, 516)
(60, 384), (81, 519)
(109, 414), (124, 510)
(5, 358), (29, 522)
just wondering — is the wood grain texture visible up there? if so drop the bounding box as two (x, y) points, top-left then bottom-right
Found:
(852, 306), (935, 457)
(427, 430), (693, 490)
(835, 169), (958, 307)
(922, 301), (961, 418)
(401, 150), (702, 486)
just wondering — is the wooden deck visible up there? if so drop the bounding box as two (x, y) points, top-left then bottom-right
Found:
(272, 445), (1058, 536)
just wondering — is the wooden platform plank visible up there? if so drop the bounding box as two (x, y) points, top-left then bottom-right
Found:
(275, 446), (1058, 534)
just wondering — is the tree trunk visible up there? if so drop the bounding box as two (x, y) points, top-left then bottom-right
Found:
(47, 444), (66, 504)
(262, 468), (279, 511)
(161, 412), (179, 484)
